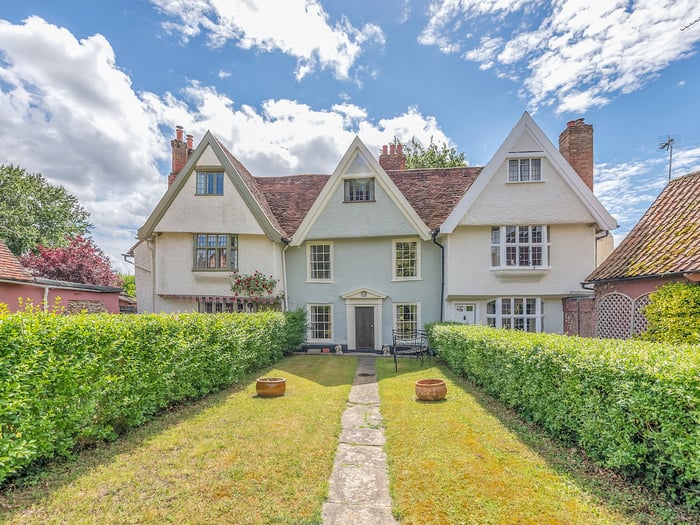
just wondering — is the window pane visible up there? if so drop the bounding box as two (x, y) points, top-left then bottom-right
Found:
(506, 246), (517, 266)
(491, 227), (500, 244)
(519, 246), (530, 266)
(519, 226), (529, 243)
(526, 298), (536, 315)
(531, 246), (542, 266)
(513, 299), (523, 315)
(486, 300), (496, 315)
(196, 249), (207, 268)
(196, 234), (207, 247)
(501, 300), (511, 315)
(207, 235), (217, 247)
(491, 246), (500, 266)
(519, 159), (530, 181)
(505, 226), (516, 243)
(531, 226), (542, 243)
(196, 173), (206, 194)
(531, 159), (541, 181)
(508, 160), (518, 182)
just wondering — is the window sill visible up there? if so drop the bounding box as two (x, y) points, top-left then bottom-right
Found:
(306, 279), (334, 284)
(342, 199), (376, 203)
(391, 277), (422, 282)
(192, 269), (234, 273)
(491, 267), (550, 280)
(505, 180), (544, 184)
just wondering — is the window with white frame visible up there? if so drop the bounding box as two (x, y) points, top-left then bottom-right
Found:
(508, 159), (542, 182)
(491, 226), (548, 268)
(344, 178), (375, 202)
(308, 304), (332, 340)
(393, 239), (420, 279)
(486, 298), (543, 332)
(394, 303), (419, 333)
(307, 242), (333, 281)
(194, 234), (238, 270)
(196, 171), (224, 195)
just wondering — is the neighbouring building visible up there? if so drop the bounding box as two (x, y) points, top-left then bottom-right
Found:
(0, 240), (123, 313)
(128, 113), (617, 349)
(584, 171), (700, 339)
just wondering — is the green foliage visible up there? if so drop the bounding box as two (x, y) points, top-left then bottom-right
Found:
(230, 270), (284, 303)
(0, 310), (305, 483)
(643, 282), (700, 344)
(429, 324), (700, 507)
(0, 164), (92, 256)
(281, 308), (307, 355)
(403, 136), (466, 168)
(120, 274), (136, 298)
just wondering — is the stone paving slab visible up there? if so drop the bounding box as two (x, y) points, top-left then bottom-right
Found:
(322, 357), (398, 525)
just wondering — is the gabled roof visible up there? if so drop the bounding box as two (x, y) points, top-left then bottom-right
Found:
(289, 136), (434, 245)
(441, 112), (617, 233)
(586, 171), (700, 282)
(387, 167), (482, 230)
(0, 240), (34, 282)
(138, 131), (285, 242)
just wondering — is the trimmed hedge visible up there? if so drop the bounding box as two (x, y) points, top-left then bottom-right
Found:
(0, 310), (304, 484)
(429, 324), (700, 506)
(643, 282), (700, 345)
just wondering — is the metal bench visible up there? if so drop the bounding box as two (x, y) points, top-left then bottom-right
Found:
(392, 329), (428, 372)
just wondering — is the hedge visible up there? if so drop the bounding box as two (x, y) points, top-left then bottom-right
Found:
(429, 324), (700, 506)
(0, 310), (304, 484)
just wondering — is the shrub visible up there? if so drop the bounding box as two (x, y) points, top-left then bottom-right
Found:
(429, 324), (700, 506)
(0, 310), (304, 484)
(643, 282), (700, 345)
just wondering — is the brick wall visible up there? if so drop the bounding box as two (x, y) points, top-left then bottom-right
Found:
(558, 118), (593, 190)
(562, 296), (596, 337)
(66, 300), (109, 314)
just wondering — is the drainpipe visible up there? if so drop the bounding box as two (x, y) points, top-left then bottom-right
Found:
(43, 285), (50, 312)
(431, 228), (445, 322)
(281, 238), (290, 311)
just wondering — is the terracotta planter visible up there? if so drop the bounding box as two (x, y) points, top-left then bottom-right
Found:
(415, 378), (446, 401)
(256, 377), (286, 397)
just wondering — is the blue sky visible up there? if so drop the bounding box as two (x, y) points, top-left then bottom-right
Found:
(1, 1), (699, 273)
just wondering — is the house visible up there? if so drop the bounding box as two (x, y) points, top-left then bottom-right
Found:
(584, 171), (700, 339)
(0, 240), (123, 313)
(129, 113), (616, 349)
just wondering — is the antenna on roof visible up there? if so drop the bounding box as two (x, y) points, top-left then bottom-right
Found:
(659, 134), (679, 182)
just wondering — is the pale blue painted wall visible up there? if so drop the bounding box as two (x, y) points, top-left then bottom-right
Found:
(285, 237), (443, 349)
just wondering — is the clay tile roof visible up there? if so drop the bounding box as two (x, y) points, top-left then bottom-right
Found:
(586, 171), (700, 282)
(215, 137), (287, 237)
(256, 175), (329, 237)
(0, 240), (34, 282)
(387, 167), (483, 230)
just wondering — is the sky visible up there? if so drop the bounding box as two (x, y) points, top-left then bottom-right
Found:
(1, 1), (700, 275)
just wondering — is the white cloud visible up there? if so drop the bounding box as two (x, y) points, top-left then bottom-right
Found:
(0, 17), (446, 273)
(150, 0), (385, 80)
(420, 0), (700, 113)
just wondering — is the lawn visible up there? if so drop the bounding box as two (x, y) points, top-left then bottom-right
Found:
(376, 357), (696, 525)
(0, 355), (695, 524)
(0, 356), (357, 525)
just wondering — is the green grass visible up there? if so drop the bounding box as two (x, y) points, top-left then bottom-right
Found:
(0, 356), (357, 525)
(376, 357), (697, 525)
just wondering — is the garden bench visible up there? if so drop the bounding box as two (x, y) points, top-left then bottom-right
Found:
(392, 329), (429, 372)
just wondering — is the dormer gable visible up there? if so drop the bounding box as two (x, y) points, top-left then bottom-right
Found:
(441, 112), (617, 233)
(137, 130), (285, 242)
(290, 136), (432, 246)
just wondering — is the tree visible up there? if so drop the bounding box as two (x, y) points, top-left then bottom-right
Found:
(403, 137), (466, 168)
(0, 164), (92, 256)
(120, 274), (136, 297)
(20, 236), (122, 287)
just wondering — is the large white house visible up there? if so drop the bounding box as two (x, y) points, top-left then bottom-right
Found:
(129, 113), (616, 350)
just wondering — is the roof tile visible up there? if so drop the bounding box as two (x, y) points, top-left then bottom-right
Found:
(586, 171), (700, 282)
(0, 241), (34, 282)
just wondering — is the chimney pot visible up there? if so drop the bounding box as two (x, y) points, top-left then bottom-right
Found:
(397, 144), (403, 155)
(382, 145), (388, 155)
(186, 134), (193, 149)
(176, 125), (184, 141)
(390, 144), (396, 155)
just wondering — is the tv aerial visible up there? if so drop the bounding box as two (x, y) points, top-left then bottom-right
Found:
(659, 134), (680, 182)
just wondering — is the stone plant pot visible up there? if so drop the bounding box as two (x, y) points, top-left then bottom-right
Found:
(415, 378), (447, 401)
(256, 377), (286, 397)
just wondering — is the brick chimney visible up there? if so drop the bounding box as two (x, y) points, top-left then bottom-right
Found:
(558, 118), (593, 190)
(379, 143), (406, 171)
(168, 125), (189, 187)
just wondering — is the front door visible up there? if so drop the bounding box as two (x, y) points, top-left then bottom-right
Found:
(455, 303), (476, 324)
(355, 307), (375, 349)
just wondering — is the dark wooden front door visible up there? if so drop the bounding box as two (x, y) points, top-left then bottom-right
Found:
(355, 307), (374, 349)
